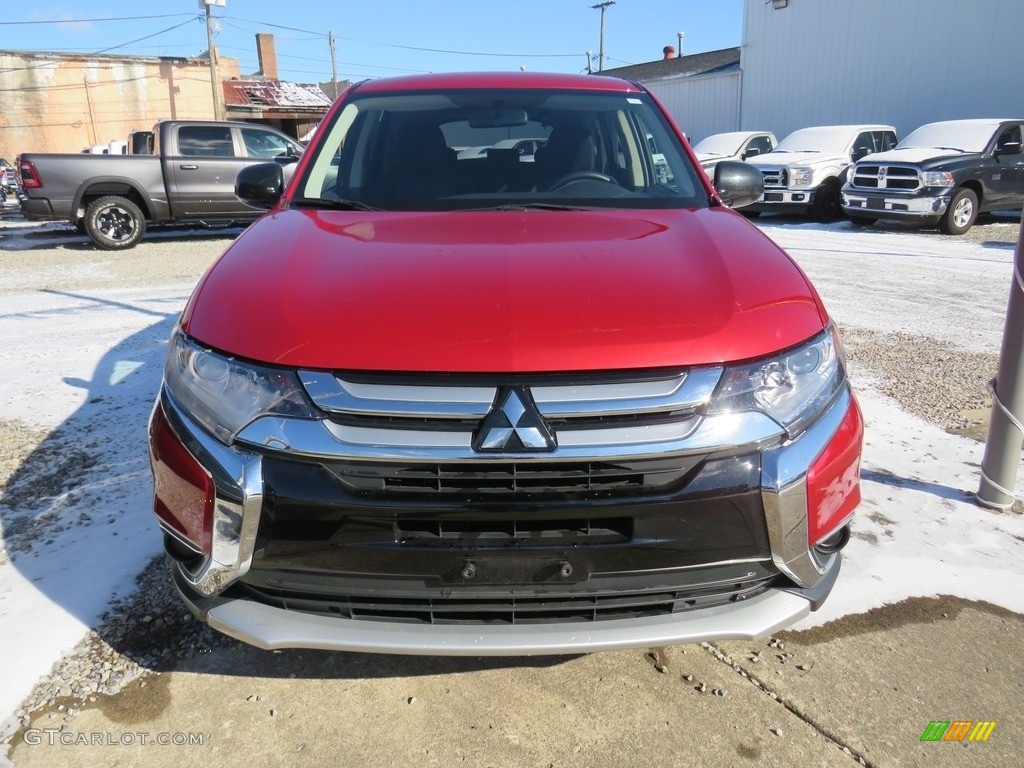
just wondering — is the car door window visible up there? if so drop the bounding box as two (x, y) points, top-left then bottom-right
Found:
(878, 131), (897, 151)
(995, 125), (1023, 154)
(852, 132), (876, 160)
(241, 128), (297, 159)
(178, 126), (235, 157)
(745, 135), (774, 157)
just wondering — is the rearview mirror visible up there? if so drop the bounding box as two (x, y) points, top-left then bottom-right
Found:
(468, 108), (529, 128)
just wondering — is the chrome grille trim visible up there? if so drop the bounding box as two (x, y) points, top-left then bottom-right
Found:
(299, 371), (493, 419)
(532, 368), (720, 418)
(849, 163), (922, 192)
(299, 368), (722, 420)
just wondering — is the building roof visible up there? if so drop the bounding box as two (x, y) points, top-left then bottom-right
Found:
(600, 47), (741, 83)
(223, 80), (333, 111)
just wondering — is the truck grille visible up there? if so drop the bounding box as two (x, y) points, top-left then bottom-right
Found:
(850, 164), (920, 191)
(760, 167), (787, 188)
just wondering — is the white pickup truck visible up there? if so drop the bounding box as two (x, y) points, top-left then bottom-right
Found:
(743, 125), (897, 220)
(693, 131), (777, 176)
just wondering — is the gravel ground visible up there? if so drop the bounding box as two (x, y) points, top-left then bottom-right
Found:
(0, 211), (1020, 745)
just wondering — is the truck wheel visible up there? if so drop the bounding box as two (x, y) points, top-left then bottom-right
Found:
(809, 180), (841, 222)
(84, 195), (146, 250)
(940, 188), (978, 235)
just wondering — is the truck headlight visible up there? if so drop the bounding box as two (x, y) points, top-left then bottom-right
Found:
(164, 329), (318, 444)
(709, 328), (844, 438)
(921, 171), (955, 188)
(790, 167), (813, 186)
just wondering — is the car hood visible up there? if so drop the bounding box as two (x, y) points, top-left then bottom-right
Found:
(748, 152), (842, 168)
(182, 207), (828, 372)
(857, 147), (971, 164)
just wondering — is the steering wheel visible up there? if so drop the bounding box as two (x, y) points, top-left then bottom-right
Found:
(549, 171), (619, 190)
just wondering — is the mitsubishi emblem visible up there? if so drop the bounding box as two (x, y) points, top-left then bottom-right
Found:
(472, 387), (556, 453)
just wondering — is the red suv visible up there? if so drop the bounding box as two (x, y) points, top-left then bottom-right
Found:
(148, 72), (862, 655)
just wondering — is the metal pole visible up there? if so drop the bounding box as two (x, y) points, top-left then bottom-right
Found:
(591, 1), (614, 72)
(205, 2), (223, 120)
(977, 209), (1024, 509)
(329, 32), (339, 100)
(585, 51), (593, 74)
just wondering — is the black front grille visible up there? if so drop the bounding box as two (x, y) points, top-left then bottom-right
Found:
(323, 455), (704, 501)
(395, 516), (632, 547)
(851, 164), (920, 191)
(236, 570), (777, 625)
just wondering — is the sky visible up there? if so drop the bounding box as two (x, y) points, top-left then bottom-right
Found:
(1, 1), (745, 82)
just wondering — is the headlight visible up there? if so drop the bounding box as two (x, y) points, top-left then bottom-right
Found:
(164, 329), (318, 444)
(790, 167), (814, 186)
(709, 328), (844, 438)
(922, 171), (955, 188)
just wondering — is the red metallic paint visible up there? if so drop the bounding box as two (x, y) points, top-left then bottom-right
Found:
(149, 403), (214, 553)
(807, 396), (864, 545)
(181, 206), (829, 373)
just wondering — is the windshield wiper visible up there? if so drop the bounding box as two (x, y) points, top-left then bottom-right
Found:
(464, 203), (607, 212)
(290, 197), (383, 211)
(932, 146), (966, 152)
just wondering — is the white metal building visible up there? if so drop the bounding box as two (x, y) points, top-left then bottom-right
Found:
(739, 0), (1024, 139)
(610, 0), (1023, 144)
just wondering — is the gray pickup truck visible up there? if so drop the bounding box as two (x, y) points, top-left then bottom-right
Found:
(18, 120), (303, 249)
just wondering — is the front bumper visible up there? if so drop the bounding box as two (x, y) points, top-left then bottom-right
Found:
(743, 187), (816, 212)
(841, 188), (950, 219)
(150, 383), (858, 655)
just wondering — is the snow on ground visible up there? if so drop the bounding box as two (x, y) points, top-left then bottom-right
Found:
(0, 218), (1023, 723)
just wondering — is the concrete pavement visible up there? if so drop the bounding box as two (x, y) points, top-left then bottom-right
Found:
(7, 596), (1020, 767)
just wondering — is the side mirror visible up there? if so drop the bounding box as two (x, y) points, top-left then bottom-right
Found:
(236, 162), (285, 210)
(714, 160), (763, 209)
(742, 147), (761, 159)
(852, 146), (872, 162)
(996, 141), (1022, 157)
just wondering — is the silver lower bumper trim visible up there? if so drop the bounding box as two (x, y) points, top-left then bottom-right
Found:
(205, 589), (812, 656)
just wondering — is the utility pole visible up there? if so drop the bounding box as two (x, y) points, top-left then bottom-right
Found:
(328, 32), (339, 100)
(202, 0), (226, 121)
(591, 1), (615, 72)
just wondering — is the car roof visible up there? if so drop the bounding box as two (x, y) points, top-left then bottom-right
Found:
(353, 71), (644, 95)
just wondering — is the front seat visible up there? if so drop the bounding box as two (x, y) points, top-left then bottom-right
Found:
(534, 121), (599, 189)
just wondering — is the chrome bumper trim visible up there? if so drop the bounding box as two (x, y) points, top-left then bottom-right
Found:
(204, 587), (814, 656)
(761, 387), (852, 587)
(159, 390), (263, 597)
(842, 192), (950, 216)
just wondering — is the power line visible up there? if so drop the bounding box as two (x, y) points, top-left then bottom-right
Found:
(0, 13), (196, 26)
(224, 15), (583, 58)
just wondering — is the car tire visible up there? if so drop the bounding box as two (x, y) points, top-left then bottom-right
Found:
(940, 187), (978, 235)
(809, 179), (841, 222)
(84, 195), (146, 250)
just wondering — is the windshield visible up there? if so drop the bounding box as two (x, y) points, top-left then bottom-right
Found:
(692, 133), (745, 157)
(897, 121), (999, 153)
(774, 127), (855, 155)
(297, 88), (704, 210)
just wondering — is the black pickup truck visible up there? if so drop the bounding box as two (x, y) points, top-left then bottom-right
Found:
(841, 119), (1024, 234)
(18, 120), (303, 249)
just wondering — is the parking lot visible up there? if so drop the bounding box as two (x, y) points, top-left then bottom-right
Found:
(2, 211), (1024, 767)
